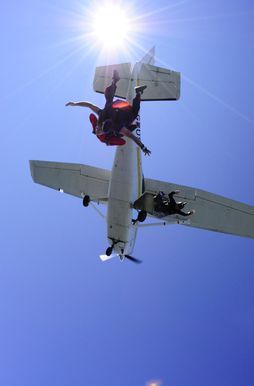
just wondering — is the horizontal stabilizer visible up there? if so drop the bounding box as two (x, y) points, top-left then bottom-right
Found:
(138, 63), (180, 100)
(93, 63), (132, 99)
(93, 62), (180, 101)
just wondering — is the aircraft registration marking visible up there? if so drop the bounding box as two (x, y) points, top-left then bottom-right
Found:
(137, 147), (141, 198)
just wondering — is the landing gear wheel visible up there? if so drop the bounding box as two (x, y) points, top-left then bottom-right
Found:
(138, 210), (147, 223)
(106, 246), (113, 256)
(83, 195), (90, 207)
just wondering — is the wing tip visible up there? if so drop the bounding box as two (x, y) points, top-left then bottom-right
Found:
(29, 160), (36, 181)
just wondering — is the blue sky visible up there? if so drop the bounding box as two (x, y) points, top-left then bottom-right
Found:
(1, 1), (254, 385)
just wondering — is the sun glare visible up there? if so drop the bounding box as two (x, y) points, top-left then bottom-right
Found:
(92, 4), (130, 48)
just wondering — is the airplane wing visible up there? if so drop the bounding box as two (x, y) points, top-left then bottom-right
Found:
(134, 178), (254, 239)
(29, 162), (254, 239)
(29, 161), (110, 202)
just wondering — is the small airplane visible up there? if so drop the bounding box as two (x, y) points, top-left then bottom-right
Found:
(29, 48), (254, 263)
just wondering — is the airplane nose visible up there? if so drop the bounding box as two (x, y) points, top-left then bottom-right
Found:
(114, 243), (126, 255)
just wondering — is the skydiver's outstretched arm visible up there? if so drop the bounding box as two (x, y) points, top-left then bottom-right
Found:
(119, 127), (151, 156)
(65, 101), (100, 115)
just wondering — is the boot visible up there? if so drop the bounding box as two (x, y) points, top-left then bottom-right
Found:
(135, 85), (147, 94)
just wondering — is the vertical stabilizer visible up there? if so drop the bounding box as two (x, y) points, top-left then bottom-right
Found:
(140, 47), (155, 65)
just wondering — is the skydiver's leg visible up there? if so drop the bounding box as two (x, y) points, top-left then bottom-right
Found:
(124, 86), (147, 125)
(168, 192), (176, 205)
(99, 84), (116, 124)
(176, 210), (194, 217)
(129, 85), (147, 120)
(127, 92), (142, 124)
(100, 70), (120, 122)
(104, 83), (117, 109)
(131, 93), (141, 118)
(177, 202), (187, 210)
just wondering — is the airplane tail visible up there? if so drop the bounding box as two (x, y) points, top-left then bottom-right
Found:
(93, 47), (180, 101)
(139, 46), (155, 65)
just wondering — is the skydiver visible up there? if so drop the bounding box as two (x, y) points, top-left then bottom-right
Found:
(99, 83), (150, 155)
(65, 71), (151, 155)
(153, 191), (194, 217)
(153, 191), (167, 212)
(166, 191), (194, 217)
(65, 69), (120, 132)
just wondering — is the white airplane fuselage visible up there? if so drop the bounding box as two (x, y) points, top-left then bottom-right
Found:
(106, 64), (142, 257)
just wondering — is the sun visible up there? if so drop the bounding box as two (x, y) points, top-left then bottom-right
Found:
(92, 3), (131, 48)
